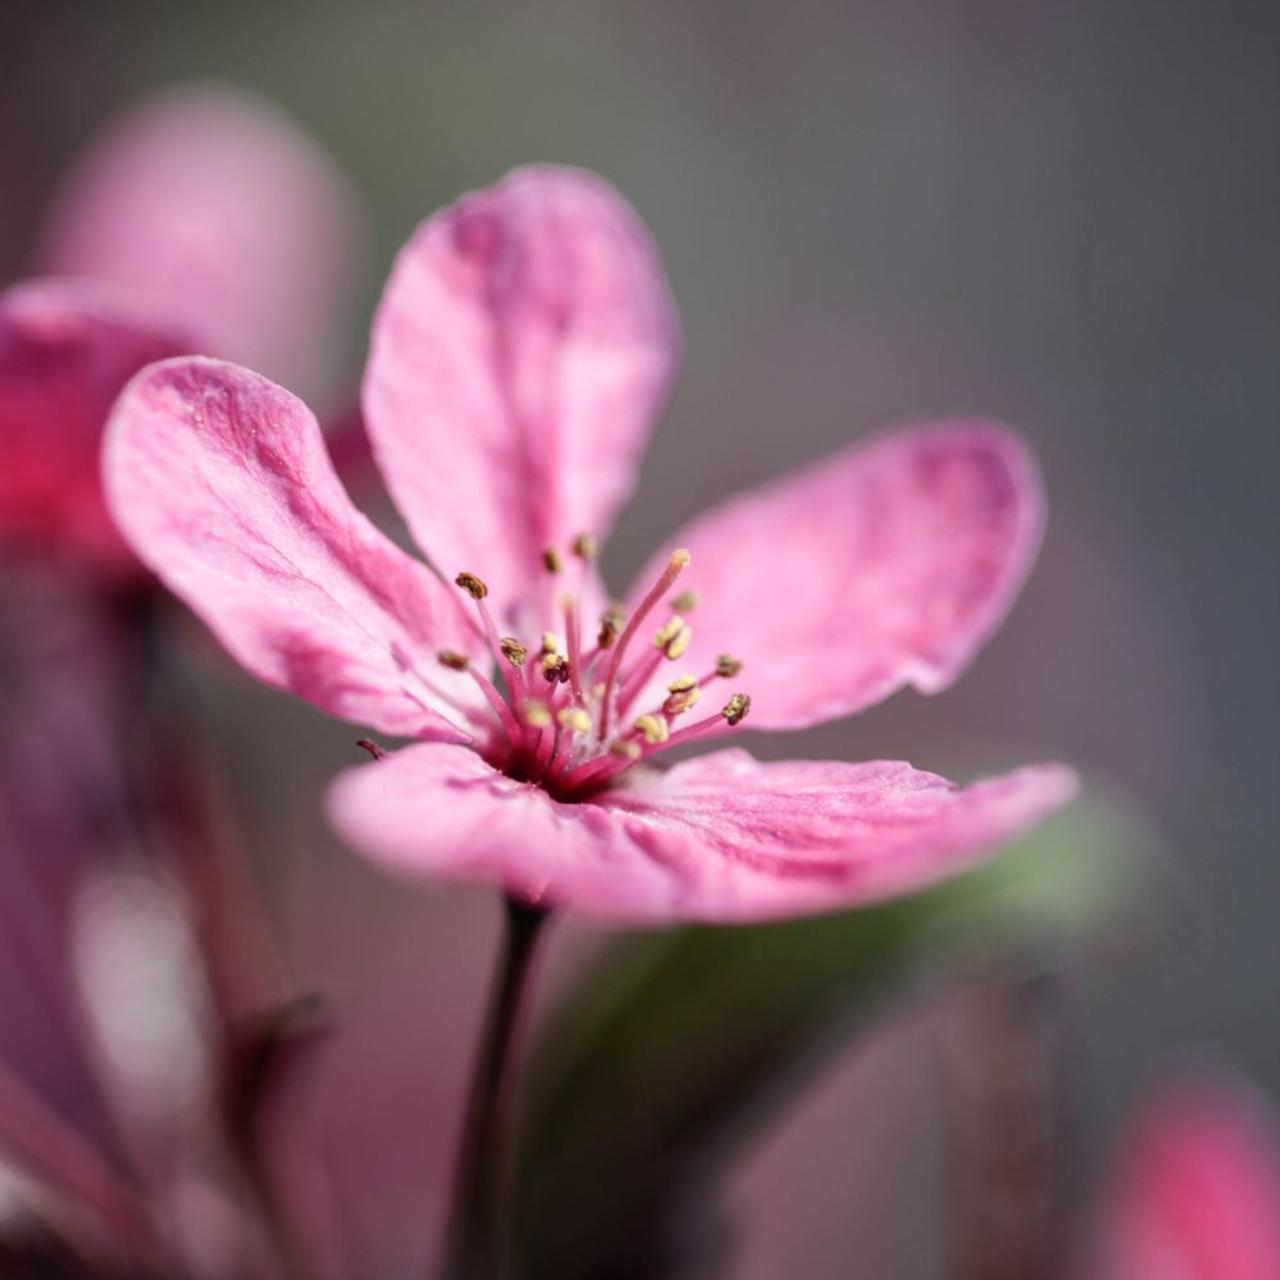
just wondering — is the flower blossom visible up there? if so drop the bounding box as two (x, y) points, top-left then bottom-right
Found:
(105, 165), (1076, 924)
(1, 84), (361, 575)
(1085, 1071), (1280, 1280)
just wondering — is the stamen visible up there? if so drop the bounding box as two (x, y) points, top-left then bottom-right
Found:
(522, 699), (553, 729)
(437, 650), (470, 671)
(356, 738), (386, 760)
(656, 692), (752, 753)
(616, 647), (663, 716)
(572, 532), (598, 561)
(500, 637), (528, 667)
(542, 547), (564, 574)
(557, 706), (592, 734)
(633, 714), (669, 746)
(670, 589), (700, 613)
(599, 549), (691, 738)
(715, 654), (744, 678)
(653, 616), (685, 652)
(455, 572), (488, 600)
(531, 721), (556, 774)
(562, 594), (585, 704)
(611, 740), (642, 761)
(468, 667), (522, 745)
(662, 622), (692, 660)
(667, 675), (697, 693)
(663, 685), (702, 717)
(541, 652), (569, 684)
(597, 603), (625, 651)
(540, 632), (560, 657)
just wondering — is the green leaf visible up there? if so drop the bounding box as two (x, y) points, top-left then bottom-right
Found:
(509, 792), (1156, 1279)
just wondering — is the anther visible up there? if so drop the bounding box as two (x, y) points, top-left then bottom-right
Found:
(572, 532), (598, 561)
(557, 707), (592, 733)
(500, 637), (528, 667)
(523, 699), (553, 729)
(663, 685), (702, 716)
(540, 632), (560, 657)
(438, 650), (470, 671)
(542, 547), (564, 574)
(654, 617), (692, 660)
(610, 740), (642, 761)
(633, 714), (670, 746)
(541, 653), (569, 684)
(721, 693), (752, 726)
(670, 589), (700, 613)
(667, 674), (698, 694)
(356, 738), (386, 760)
(715, 654), (744, 678)
(653, 616), (684, 650)
(455, 572), (488, 600)
(597, 604), (625, 650)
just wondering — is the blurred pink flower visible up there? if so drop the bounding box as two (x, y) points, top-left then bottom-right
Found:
(1, 83), (362, 575)
(0, 280), (189, 573)
(1087, 1071), (1280, 1280)
(104, 165), (1075, 925)
(36, 82), (363, 405)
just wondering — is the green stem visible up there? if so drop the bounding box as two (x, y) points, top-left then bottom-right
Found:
(440, 895), (549, 1280)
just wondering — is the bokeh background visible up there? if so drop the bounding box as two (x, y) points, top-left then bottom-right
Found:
(2, 2), (1276, 1276)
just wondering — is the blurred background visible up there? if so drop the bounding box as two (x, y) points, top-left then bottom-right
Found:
(1, 2), (1277, 1276)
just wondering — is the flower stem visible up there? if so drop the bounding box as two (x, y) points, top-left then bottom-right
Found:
(440, 895), (549, 1280)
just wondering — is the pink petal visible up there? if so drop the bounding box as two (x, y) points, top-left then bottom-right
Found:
(363, 165), (679, 630)
(326, 745), (1075, 924)
(38, 83), (364, 403)
(103, 357), (484, 741)
(1091, 1073), (1280, 1280)
(627, 421), (1045, 730)
(0, 279), (189, 573)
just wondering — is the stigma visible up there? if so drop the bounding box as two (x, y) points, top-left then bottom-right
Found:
(450, 538), (751, 799)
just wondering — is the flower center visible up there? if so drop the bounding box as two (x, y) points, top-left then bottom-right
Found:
(445, 539), (749, 802)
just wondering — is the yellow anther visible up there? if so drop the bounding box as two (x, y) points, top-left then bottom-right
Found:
(499, 637), (528, 667)
(665, 624), (692, 660)
(542, 547), (564, 574)
(540, 632), (560, 657)
(572, 532), (598, 560)
(670, 589), (700, 613)
(633, 714), (670, 746)
(663, 686), (702, 716)
(437, 650), (470, 671)
(715, 654), (744, 678)
(455, 572), (488, 600)
(670, 548), (692, 570)
(557, 707), (592, 733)
(523, 699), (553, 729)
(653, 616), (685, 650)
(610, 740), (642, 761)
(667, 674), (697, 694)
(721, 693), (752, 726)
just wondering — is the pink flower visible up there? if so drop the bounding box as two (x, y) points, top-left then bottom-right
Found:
(104, 165), (1076, 924)
(1086, 1071), (1280, 1280)
(36, 82), (364, 404)
(0, 280), (189, 573)
(1, 84), (362, 574)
